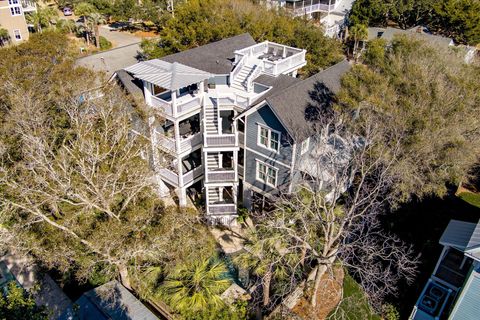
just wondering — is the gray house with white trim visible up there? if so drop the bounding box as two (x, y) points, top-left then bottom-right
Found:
(410, 219), (480, 320)
(116, 33), (351, 224)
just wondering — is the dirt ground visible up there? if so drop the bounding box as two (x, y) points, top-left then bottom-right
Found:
(292, 266), (344, 320)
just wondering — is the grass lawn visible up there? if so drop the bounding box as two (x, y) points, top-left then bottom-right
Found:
(328, 273), (381, 320)
(457, 191), (480, 208)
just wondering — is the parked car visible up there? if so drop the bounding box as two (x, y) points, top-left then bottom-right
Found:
(63, 7), (73, 16)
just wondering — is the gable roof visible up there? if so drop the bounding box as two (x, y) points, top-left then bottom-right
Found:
(449, 267), (480, 320)
(125, 60), (211, 90)
(439, 220), (480, 258)
(59, 280), (158, 320)
(263, 60), (351, 141)
(161, 33), (256, 74)
(367, 27), (454, 48)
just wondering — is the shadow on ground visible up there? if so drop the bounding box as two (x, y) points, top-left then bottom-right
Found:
(382, 188), (480, 317)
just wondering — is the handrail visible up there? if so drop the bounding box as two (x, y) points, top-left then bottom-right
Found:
(230, 54), (247, 84)
(246, 65), (262, 93)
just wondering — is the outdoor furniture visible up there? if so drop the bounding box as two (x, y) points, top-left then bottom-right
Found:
(259, 46), (275, 59)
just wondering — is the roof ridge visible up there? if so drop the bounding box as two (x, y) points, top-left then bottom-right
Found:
(266, 59), (349, 102)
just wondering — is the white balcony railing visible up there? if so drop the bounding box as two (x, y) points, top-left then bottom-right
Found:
(159, 168), (179, 186)
(208, 203), (237, 214)
(205, 135), (236, 147)
(151, 95), (201, 117)
(262, 50), (307, 76)
(207, 170), (235, 182)
(183, 165), (203, 185)
(293, 3), (334, 16)
(155, 131), (202, 154)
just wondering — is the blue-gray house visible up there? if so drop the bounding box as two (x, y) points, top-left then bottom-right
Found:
(410, 219), (480, 320)
(117, 33), (351, 224)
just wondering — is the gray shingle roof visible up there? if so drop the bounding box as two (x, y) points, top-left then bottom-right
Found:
(59, 280), (159, 320)
(263, 60), (351, 141)
(367, 27), (454, 48)
(161, 33), (256, 74)
(76, 43), (142, 76)
(439, 219), (480, 253)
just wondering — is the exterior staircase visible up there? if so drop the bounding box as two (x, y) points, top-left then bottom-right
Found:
(206, 153), (219, 170)
(207, 187), (220, 204)
(231, 64), (255, 91)
(204, 103), (218, 134)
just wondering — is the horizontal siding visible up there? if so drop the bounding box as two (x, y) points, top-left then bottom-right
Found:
(245, 104), (293, 166)
(450, 269), (480, 320)
(244, 149), (291, 194)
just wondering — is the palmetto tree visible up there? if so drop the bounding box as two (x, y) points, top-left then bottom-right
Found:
(0, 27), (10, 47)
(158, 258), (232, 314)
(27, 7), (58, 33)
(349, 23), (368, 60)
(75, 2), (106, 48)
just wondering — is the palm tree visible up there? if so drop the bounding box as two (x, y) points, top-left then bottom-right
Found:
(56, 19), (77, 34)
(75, 2), (106, 48)
(158, 258), (232, 314)
(235, 231), (299, 308)
(0, 27), (10, 47)
(349, 24), (368, 61)
(26, 7), (58, 33)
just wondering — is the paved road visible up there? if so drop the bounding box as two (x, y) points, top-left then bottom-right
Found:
(99, 25), (141, 47)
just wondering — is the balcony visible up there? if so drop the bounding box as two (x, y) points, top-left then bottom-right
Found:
(205, 135), (236, 147)
(183, 165), (203, 185)
(233, 41), (306, 77)
(151, 94), (201, 118)
(158, 165), (203, 187)
(21, 0), (36, 12)
(207, 170), (236, 183)
(154, 131), (202, 154)
(208, 203), (237, 214)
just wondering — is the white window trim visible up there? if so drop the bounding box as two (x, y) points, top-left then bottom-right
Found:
(255, 159), (278, 188)
(257, 123), (281, 153)
(8, 0), (20, 4)
(10, 6), (22, 16)
(300, 137), (310, 155)
(13, 29), (22, 41)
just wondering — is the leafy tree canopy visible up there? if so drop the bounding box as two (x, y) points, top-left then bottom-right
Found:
(0, 282), (48, 320)
(349, 0), (480, 45)
(339, 36), (480, 201)
(141, 0), (344, 77)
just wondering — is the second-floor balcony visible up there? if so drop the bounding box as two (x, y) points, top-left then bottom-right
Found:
(284, 0), (337, 16)
(159, 164), (203, 188)
(151, 91), (202, 118)
(21, 0), (36, 12)
(207, 170), (236, 183)
(155, 131), (202, 154)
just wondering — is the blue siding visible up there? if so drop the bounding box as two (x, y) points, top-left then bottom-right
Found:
(243, 103), (293, 194)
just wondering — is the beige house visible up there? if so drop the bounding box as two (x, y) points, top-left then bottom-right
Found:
(0, 0), (34, 44)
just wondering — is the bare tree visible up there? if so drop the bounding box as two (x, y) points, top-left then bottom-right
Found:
(251, 108), (418, 310)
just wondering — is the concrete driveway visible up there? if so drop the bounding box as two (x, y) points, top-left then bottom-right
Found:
(99, 25), (141, 47)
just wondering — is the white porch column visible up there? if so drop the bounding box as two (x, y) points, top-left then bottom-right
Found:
(177, 187), (187, 206)
(143, 81), (153, 105)
(172, 90), (178, 117)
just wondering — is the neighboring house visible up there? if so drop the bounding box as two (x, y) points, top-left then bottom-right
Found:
(0, 0), (35, 44)
(267, 0), (355, 37)
(367, 26), (478, 64)
(59, 280), (159, 320)
(116, 33), (351, 225)
(410, 219), (480, 320)
(75, 42), (143, 78)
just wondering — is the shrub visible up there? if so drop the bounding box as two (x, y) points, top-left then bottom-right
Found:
(99, 36), (112, 50)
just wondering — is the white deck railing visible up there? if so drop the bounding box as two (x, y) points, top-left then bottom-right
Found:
(159, 168), (179, 186)
(208, 203), (237, 214)
(205, 135), (236, 147)
(183, 165), (203, 185)
(246, 65), (262, 92)
(207, 170), (235, 182)
(230, 54), (247, 84)
(151, 95), (201, 117)
(293, 3), (334, 16)
(151, 96), (174, 116)
(262, 50), (307, 76)
(155, 131), (202, 154)
(176, 95), (201, 114)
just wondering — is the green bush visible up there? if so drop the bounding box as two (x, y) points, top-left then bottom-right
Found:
(458, 192), (480, 209)
(99, 36), (112, 50)
(382, 303), (400, 320)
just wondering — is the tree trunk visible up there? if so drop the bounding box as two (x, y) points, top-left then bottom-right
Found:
(262, 267), (273, 307)
(311, 256), (336, 307)
(118, 263), (132, 290)
(94, 24), (100, 48)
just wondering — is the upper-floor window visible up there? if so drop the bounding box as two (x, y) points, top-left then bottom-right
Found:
(258, 125), (280, 152)
(8, 0), (19, 5)
(256, 160), (277, 187)
(300, 138), (310, 155)
(13, 29), (21, 41)
(10, 6), (22, 16)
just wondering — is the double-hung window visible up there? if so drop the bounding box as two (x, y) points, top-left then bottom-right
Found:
(258, 125), (280, 152)
(8, 0), (19, 4)
(13, 30), (21, 41)
(10, 6), (22, 16)
(256, 161), (277, 187)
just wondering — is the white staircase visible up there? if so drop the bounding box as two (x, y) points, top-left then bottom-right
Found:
(204, 103), (218, 134)
(206, 153), (219, 169)
(207, 187), (220, 204)
(231, 65), (255, 91)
